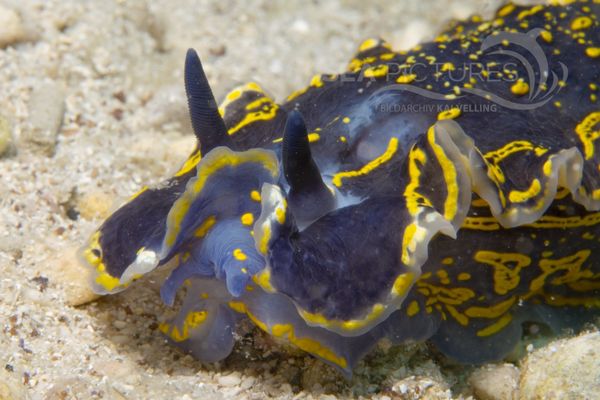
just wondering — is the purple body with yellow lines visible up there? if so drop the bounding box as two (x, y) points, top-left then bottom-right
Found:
(81, 1), (600, 376)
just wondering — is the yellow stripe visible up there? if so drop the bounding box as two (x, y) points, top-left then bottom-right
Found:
(404, 146), (430, 215)
(575, 111), (600, 160)
(427, 126), (458, 220)
(332, 137), (398, 187)
(165, 149), (278, 248)
(508, 179), (541, 203)
(476, 313), (513, 337)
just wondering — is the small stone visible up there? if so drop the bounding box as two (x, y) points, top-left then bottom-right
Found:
(390, 376), (450, 400)
(78, 190), (113, 220)
(20, 81), (66, 156)
(0, 115), (11, 156)
(520, 332), (600, 400)
(0, 5), (26, 48)
(112, 320), (128, 330)
(217, 373), (241, 387)
(239, 376), (255, 390)
(469, 363), (519, 400)
(43, 246), (101, 306)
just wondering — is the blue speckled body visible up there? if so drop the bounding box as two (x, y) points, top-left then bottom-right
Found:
(82, 1), (600, 375)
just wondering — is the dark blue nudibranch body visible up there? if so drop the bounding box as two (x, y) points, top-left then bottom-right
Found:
(81, 2), (600, 376)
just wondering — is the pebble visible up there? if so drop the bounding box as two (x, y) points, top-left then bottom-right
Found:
(78, 190), (114, 220)
(217, 373), (241, 387)
(519, 331), (600, 400)
(0, 5), (26, 48)
(390, 376), (451, 400)
(239, 376), (255, 390)
(468, 363), (519, 400)
(20, 80), (66, 155)
(44, 246), (101, 306)
(0, 115), (11, 156)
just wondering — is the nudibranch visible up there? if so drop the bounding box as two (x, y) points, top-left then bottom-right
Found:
(81, 1), (600, 376)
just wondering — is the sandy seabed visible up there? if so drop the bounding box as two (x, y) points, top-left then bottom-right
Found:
(1, 0), (598, 399)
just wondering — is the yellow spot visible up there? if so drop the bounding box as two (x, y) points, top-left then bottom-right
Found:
(358, 38), (379, 52)
(275, 207), (286, 225)
(397, 74), (417, 84)
(228, 301), (247, 314)
(271, 323), (348, 369)
(437, 107), (462, 120)
(442, 257), (454, 265)
(457, 273), (471, 281)
(575, 112), (600, 159)
(511, 79), (530, 96)
(571, 16), (593, 30)
(95, 273), (122, 292)
(342, 117), (351, 124)
(441, 62), (455, 72)
(241, 213), (254, 226)
(363, 64), (389, 78)
(391, 272), (415, 297)
(497, 4), (515, 17)
(308, 133), (320, 143)
(543, 158), (553, 177)
(540, 30), (553, 43)
(250, 190), (261, 202)
(583, 232), (595, 240)
(477, 22), (491, 32)
(407, 301), (420, 317)
(332, 137), (398, 187)
(200, 292), (209, 299)
(508, 179), (541, 203)
(252, 269), (275, 292)
(477, 313), (513, 337)
(517, 5), (544, 21)
(225, 89), (241, 102)
(436, 269), (450, 285)
(219, 82), (266, 116)
(586, 47), (600, 58)
(233, 248), (247, 261)
(194, 216), (216, 238)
